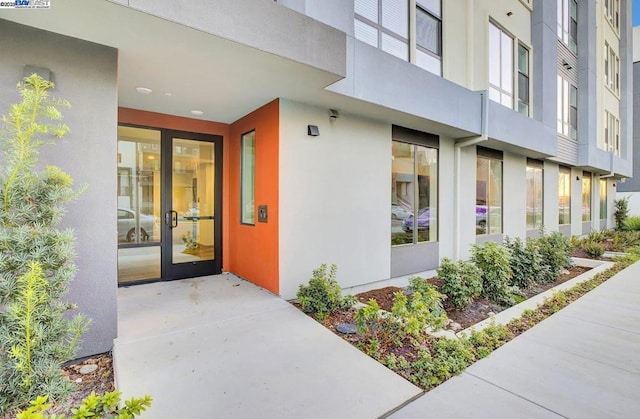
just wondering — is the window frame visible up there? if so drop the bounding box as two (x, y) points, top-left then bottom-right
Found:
(582, 172), (592, 222)
(604, 43), (620, 95)
(415, 0), (442, 76)
(604, 0), (620, 32)
(517, 43), (530, 116)
(600, 178), (608, 221)
(476, 148), (503, 236)
(604, 110), (621, 156)
(526, 159), (544, 230)
(557, 75), (577, 140)
(488, 21), (515, 109)
(240, 130), (256, 226)
(355, 0), (410, 61)
(557, 0), (578, 54)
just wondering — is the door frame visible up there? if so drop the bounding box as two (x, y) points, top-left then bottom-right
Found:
(161, 129), (223, 280)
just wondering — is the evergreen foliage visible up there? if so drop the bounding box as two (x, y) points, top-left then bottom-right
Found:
(297, 263), (355, 321)
(614, 196), (629, 231)
(0, 74), (89, 414)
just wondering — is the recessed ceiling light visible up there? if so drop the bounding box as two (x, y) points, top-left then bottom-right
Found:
(191, 110), (204, 116)
(136, 87), (152, 94)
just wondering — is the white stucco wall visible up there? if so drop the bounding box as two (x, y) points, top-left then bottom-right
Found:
(278, 100), (391, 299)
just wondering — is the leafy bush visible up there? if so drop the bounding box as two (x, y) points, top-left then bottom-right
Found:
(614, 197), (629, 231)
(436, 258), (482, 310)
(468, 322), (513, 359)
(0, 74), (89, 413)
(503, 236), (541, 289)
(17, 391), (152, 419)
(582, 240), (605, 258)
(470, 242), (513, 305)
(536, 230), (572, 283)
(392, 281), (448, 335)
(623, 216), (640, 231)
(297, 264), (355, 321)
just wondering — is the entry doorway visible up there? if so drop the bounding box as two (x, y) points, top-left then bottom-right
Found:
(117, 125), (222, 284)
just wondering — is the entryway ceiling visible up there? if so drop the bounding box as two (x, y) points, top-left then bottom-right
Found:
(0, 0), (343, 123)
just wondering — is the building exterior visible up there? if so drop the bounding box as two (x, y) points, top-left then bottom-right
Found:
(617, 25), (640, 213)
(0, 0), (632, 357)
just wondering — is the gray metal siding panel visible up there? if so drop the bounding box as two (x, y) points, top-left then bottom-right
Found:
(555, 136), (579, 165)
(557, 41), (578, 84)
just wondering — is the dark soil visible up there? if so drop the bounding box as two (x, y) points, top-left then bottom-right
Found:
(0, 353), (116, 417)
(354, 265), (591, 329)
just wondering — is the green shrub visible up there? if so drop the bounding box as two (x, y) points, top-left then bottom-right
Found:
(468, 322), (513, 359)
(503, 236), (541, 289)
(614, 197), (630, 231)
(17, 391), (152, 419)
(430, 338), (475, 382)
(0, 74), (89, 414)
(536, 230), (572, 283)
(582, 240), (605, 258)
(297, 264), (355, 321)
(436, 258), (482, 310)
(470, 242), (513, 305)
(391, 282), (448, 335)
(623, 216), (640, 231)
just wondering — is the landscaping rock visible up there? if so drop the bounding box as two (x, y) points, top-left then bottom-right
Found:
(487, 311), (496, 317)
(449, 322), (462, 332)
(336, 323), (357, 334)
(79, 364), (98, 375)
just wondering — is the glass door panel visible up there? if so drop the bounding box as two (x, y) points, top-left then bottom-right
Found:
(171, 138), (215, 265)
(117, 126), (162, 284)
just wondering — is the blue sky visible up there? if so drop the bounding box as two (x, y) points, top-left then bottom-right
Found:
(635, 0), (640, 26)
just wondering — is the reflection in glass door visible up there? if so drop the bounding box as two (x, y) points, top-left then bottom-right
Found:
(117, 126), (162, 284)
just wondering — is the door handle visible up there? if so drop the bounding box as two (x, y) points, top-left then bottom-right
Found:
(165, 211), (178, 228)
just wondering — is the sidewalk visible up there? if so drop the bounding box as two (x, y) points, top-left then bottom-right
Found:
(390, 260), (640, 418)
(113, 274), (421, 418)
(114, 261), (640, 418)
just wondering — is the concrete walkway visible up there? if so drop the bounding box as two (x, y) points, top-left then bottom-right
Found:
(114, 274), (421, 418)
(390, 260), (640, 418)
(115, 262), (640, 418)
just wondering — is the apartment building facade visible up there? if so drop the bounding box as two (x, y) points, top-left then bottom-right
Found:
(0, 0), (632, 357)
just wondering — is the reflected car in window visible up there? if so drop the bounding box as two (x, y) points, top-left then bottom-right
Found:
(391, 203), (411, 220)
(118, 208), (156, 243)
(402, 208), (432, 231)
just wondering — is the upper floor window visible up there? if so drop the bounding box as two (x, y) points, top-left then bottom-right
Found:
(604, 110), (621, 156)
(557, 0), (577, 54)
(415, 0), (442, 76)
(355, 0), (409, 61)
(604, 43), (620, 95)
(489, 22), (514, 109)
(557, 75), (578, 140)
(517, 44), (530, 116)
(604, 0), (620, 32)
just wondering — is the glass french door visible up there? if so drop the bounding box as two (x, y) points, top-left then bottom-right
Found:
(117, 126), (222, 284)
(162, 132), (222, 280)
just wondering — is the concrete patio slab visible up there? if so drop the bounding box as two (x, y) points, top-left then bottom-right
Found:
(114, 274), (421, 418)
(389, 373), (560, 419)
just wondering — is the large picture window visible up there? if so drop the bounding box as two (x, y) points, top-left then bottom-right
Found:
(557, 75), (577, 140)
(241, 131), (256, 225)
(391, 140), (438, 245)
(582, 171), (592, 222)
(559, 166), (571, 225)
(526, 159), (543, 230)
(476, 150), (503, 235)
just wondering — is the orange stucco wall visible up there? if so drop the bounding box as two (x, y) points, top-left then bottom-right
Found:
(117, 108), (232, 272)
(228, 100), (280, 294)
